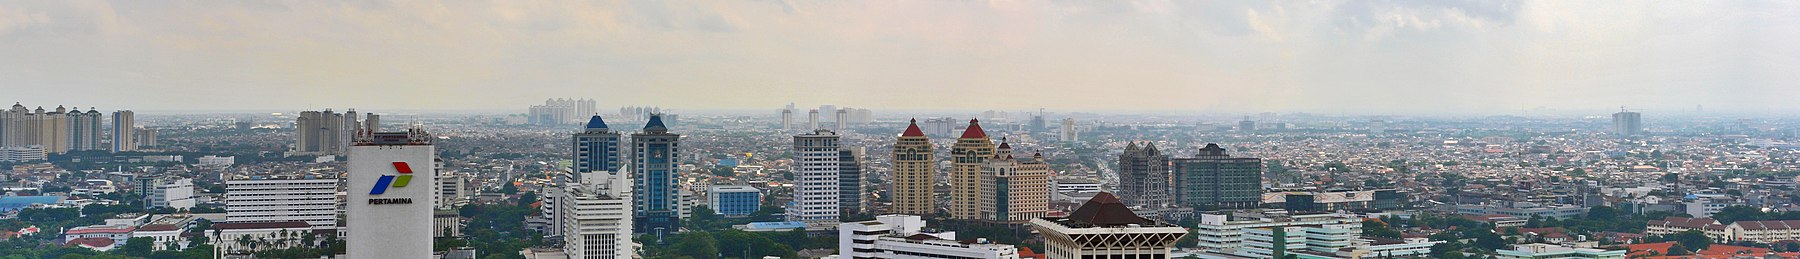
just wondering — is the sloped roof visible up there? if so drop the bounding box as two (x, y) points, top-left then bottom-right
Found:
(1063, 192), (1155, 227)
(585, 115), (609, 130)
(902, 119), (924, 137)
(67, 237), (114, 248)
(960, 119), (986, 139)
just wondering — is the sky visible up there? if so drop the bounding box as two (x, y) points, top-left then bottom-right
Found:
(2, 0), (1798, 115)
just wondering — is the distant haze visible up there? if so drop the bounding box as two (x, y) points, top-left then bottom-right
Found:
(2, 1), (1797, 114)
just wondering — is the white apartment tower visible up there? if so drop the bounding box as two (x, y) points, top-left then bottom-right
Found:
(838, 215), (1022, 259)
(346, 129), (437, 258)
(560, 170), (635, 259)
(225, 177), (341, 230)
(790, 130), (841, 224)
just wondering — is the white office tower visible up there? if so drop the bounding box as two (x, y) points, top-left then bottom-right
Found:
(838, 215), (1021, 259)
(347, 129), (437, 258)
(147, 178), (196, 209)
(560, 170), (635, 259)
(225, 177), (341, 230)
(790, 130), (841, 225)
(1031, 192), (1188, 259)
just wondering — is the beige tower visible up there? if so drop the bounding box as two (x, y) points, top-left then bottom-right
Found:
(978, 140), (1051, 222)
(949, 119), (993, 220)
(890, 119), (935, 216)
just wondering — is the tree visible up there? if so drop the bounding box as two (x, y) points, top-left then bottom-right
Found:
(1586, 206), (1620, 220)
(1671, 230), (1712, 251)
(113, 237), (154, 257)
(673, 232), (720, 259)
(1363, 220), (1401, 238)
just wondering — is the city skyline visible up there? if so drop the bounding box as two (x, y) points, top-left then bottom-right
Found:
(3, 1), (1799, 114)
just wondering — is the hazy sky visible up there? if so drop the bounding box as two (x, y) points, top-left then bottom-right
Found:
(2, 1), (1797, 114)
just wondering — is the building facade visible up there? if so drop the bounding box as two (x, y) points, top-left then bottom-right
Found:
(708, 185), (761, 217)
(791, 129), (842, 224)
(950, 119), (994, 220)
(561, 170), (635, 259)
(890, 119), (935, 216)
(977, 142), (1050, 222)
(1117, 142), (1173, 208)
(1173, 143), (1263, 210)
(574, 115), (623, 176)
(631, 114), (681, 234)
(839, 148), (864, 215)
(1030, 192), (1188, 259)
(838, 215), (1022, 259)
(346, 129), (438, 258)
(225, 177), (341, 230)
(1612, 109), (1642, 136)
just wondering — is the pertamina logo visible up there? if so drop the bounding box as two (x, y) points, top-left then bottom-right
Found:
(366, 162), (418, 205)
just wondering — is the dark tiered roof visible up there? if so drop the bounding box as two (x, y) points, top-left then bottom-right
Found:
(585, 115), (609, 130)
(643, 114), (668, 133)
(1056, 192), (1165, 228)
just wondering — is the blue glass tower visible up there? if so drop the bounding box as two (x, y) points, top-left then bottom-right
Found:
(632, 114), (681, 234)
(573, 115), (621, 177)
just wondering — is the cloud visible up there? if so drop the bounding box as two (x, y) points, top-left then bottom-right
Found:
(0, 0), (1795, 114)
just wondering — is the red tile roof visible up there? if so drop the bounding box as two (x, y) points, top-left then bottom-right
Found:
(902, 119), (924, 137)
(960, 119), (986, 139)
(67, 237), (114, 248)
(1625, 241), (1677, 257)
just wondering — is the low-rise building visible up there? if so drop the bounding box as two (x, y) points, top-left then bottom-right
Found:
(1495, 243), (1625, 259)
(837, 215), (1021, 259)
(1030, 192), (1188, 259)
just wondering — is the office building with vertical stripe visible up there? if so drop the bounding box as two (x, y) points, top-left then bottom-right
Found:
(631, 114), (681, 235)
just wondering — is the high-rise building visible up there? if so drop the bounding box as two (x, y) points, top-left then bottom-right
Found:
(838, 215), (1023, 259)
(560, 170), (635, 259)
(950, 119), (994, 220)
(134, 127), (157, 147)
(292, 109), (347, 155)
(807, 109), (820, 130)
(1613, 109), (1643, 136)
(791, 129), (842, 224)
(839, 148), (864, 216)
(1059, 118), (1077, 142)
(69, 108), (103, 151)
(36, 106), (70, 154)
(1238, 117), (1256, 132)
(438, 172), (471, 209)
(1030, 192), (1188, 259)
(346, 129), (437, 258)
(112, 110), (135, 152)
(1118, 142), (1173, 208)
(1030, 110), (1046, 133)
(780, 109), (794, 131)
(891, 119), (936, 216)
(707, 185), (762, 217)
(631, 114), (681, 234)
(574, 115), (623, 178)
(1173, 143), (1263, 210)
(834, 109), (849, 131)
(364, 114), (380, 133)
(529, 98), (597, 125)
(977, 141), (1050, 222)
(225, 177), (341, 230)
